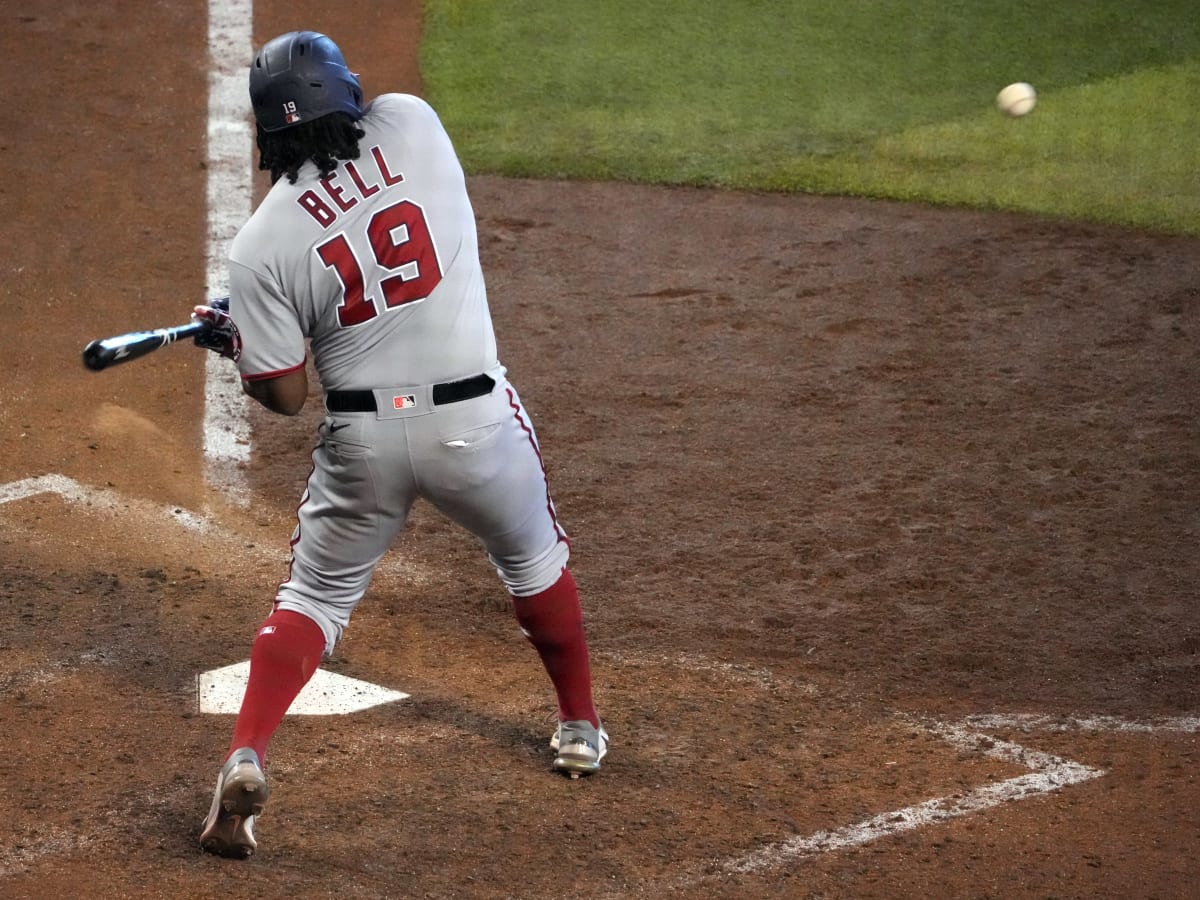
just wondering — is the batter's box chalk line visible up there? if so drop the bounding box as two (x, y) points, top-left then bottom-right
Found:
(675, 712), (1198, 886)
(0, 474), (212, 533)
(0, 474), (433, 582)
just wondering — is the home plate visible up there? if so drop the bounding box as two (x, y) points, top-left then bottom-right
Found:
(197, 661), (409, 715)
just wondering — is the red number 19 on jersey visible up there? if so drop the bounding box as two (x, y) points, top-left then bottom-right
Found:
(317, 199), (444, 328)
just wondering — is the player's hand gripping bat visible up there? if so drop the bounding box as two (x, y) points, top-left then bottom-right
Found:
(81, 298), (240, 371)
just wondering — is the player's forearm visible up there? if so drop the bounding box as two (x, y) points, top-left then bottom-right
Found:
(243, 368), (309, 416)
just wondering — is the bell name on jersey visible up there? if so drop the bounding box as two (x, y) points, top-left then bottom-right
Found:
(298, 145), (406, 229)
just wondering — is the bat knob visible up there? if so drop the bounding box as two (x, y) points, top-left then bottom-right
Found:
(82, 340), (107, 371)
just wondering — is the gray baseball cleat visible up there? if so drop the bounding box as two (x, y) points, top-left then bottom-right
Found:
(199, 747), (270, 859)
(550, 720), (609, 778)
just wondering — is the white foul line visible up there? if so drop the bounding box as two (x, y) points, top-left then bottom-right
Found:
(203, 0), (253, 503)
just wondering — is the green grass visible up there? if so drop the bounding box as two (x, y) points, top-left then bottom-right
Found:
(422, 1), (1200, 235)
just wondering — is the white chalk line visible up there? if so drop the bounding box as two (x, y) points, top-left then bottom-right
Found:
(721, 717), (1102, 874)
(690, 712), (1200, 884)
(958, 712), (1200, 734)
(3, 1), (245, 880)
(724, 767), (1098, 877)
(0, 474), (212, 533)
(203, 0), (253, 503)
(591, 655), (1193, 888)
(0, 826), (91, 878)
(0, 647), (122, 698)
(0, 474), (431, 587)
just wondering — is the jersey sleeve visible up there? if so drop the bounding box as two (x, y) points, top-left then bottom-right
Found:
(228, 259), (307, 380)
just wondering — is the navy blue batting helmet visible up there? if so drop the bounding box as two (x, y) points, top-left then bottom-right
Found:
(249, 31), (364, 132)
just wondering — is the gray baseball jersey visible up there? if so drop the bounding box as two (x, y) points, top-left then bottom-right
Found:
(229, 93), (498, 390)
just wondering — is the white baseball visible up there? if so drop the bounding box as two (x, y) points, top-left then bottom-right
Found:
(996, 82), (1037, 117)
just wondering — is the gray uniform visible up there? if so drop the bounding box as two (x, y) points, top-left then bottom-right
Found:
(227, 94), (569, 652)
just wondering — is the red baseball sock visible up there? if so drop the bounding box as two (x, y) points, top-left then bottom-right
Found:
(227, 609), (326, 764)
(511, 568), (598, 727)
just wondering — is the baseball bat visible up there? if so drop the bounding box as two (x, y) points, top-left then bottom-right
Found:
(82, 320), (209, 372)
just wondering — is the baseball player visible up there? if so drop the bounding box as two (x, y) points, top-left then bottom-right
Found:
(196, 31), (607, 860)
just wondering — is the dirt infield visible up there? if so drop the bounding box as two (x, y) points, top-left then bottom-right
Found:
(2, 3), (1198, 898)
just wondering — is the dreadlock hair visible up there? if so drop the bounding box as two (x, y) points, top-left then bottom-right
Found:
(257, 112), (367, 185)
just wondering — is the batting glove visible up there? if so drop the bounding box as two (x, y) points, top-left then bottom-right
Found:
(192, 297), (243, 363)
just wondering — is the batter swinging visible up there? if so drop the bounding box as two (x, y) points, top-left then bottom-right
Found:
(196, 31), (606, 859)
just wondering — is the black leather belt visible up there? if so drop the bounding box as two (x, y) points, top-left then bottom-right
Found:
(326, 373), (495, 413)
